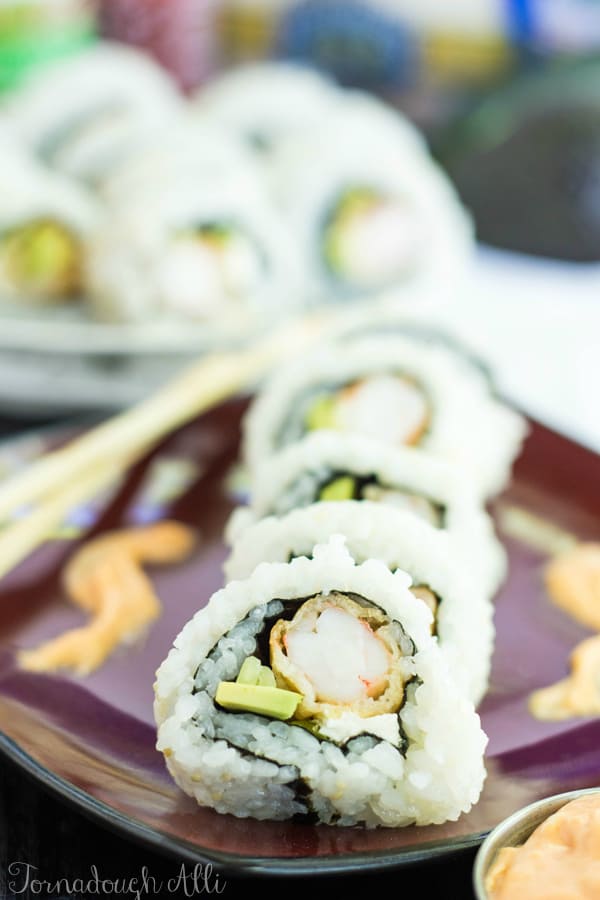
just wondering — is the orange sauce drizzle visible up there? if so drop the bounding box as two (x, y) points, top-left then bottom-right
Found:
(529, 543), (600, 720)
(18, 520), (197, 676)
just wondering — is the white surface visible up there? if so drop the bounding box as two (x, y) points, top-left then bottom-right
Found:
(436, 246), (600, 455)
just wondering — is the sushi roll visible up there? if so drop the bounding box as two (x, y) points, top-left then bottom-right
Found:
(191, 60), (341, 154)
(242, 332), (528, 501)
(2, 42), (184, 186)
(265, 94), (474, 306)
(229, 430), (506, 599)
(224, 503), (495, 705)
(0, 145), (101, 306)
(84, 166), (305, 327)
(154, 535), (488, 826)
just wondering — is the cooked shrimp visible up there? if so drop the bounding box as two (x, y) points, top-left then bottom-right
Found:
(335, 375), (430, 447)
(270, 591), (406, 719)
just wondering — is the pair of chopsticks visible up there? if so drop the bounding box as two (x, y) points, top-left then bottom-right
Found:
(0, 312), (332, 583)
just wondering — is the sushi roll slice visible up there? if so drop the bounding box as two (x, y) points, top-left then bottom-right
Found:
(3, 42), (184, 186)
(154, 535), (488, 826)
(229, 430), (506, 599)
(0, 145), (101, 306)
(242, 332), (528, 501)
(84, 166), (305, 327)
(224, 503), (495, 705)
(265, 95), (473, 306)
(191, 60), (341, 154)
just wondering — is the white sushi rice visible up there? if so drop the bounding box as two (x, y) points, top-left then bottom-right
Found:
(242, 332), (528, 500)
(2, 41), (184, 185)
(224, 502), (495, 705)
(191, 60), (342, 153)
(0, 145), (100, 235)
(230, 430), (507, 599)
(99, 114), (260, 208)
(154, 536), (488, 827)
(307, 88), (430, 158)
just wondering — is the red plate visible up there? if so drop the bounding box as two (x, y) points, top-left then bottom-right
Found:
(0, 399), (599, 876)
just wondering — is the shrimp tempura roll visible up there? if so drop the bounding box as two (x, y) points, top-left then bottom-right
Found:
(266, 93), (472, 307)
(242, 331), (528, 501)
(154, 535), (487, 827)
(84, 167), (305, 329)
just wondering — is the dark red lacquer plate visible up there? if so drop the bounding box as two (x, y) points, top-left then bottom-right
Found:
(0, 399), (599, 877)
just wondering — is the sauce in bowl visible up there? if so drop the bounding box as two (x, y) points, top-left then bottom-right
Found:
(485, 792), (600, 900)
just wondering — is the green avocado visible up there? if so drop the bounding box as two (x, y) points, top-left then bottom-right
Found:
(215, 681), (302, 720)
(319, 476), (356, 502)
(236, 656), (277, 688)
(323, 187), (381, 275)
(304, 394), (338, 431)
(28, 225), (72, 276)
(3, 220), (80, 297)
(256, 666), (276, 687)
(236, 655), (262, 685)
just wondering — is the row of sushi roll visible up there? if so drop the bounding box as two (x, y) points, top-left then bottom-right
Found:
(153, 324), (529, 828)
(0, 40), (474, 339)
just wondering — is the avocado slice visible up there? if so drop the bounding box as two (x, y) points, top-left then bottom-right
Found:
(236, 655), (277, 688)
(323, 187), (381, 276)
(215, 681), (302, 720)
(236, 655), (262, 685)
(319, 476), (356, 502)
(3, 219), (81, 298)
(305, 394), (338, 431)
(256, 666), (276, 687)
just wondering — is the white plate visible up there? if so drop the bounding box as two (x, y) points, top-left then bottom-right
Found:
(0, 299), (266, 356)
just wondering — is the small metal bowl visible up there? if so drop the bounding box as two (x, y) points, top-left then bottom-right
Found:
(473, 787), (600, 899)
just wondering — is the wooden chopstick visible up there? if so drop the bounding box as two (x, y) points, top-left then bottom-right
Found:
(0, 464), (124, 581)
(0, 312), (333, 580)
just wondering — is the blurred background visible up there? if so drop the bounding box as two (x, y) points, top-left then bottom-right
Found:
(0, 0), (598, 450)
